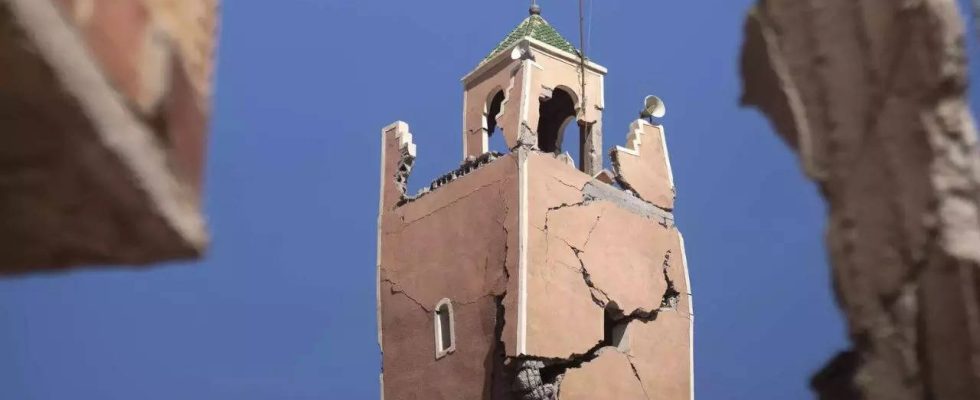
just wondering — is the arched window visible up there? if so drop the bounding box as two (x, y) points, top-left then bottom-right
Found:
(485, 90), (508, 153)
(536, 88), (580, 166)
(433, 298), (456, 359)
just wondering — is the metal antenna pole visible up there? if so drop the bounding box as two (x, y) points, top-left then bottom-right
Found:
(577, 0), (590, 172)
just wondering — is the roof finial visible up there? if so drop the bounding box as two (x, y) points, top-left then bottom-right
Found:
(529, 0), (541, 15)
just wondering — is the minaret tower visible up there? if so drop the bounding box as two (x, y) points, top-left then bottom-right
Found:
(377, 6), (692, 400)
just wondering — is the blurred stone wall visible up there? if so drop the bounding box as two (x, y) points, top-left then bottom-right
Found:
(0, 0), (218, 273)
(741, 0), (980, 398)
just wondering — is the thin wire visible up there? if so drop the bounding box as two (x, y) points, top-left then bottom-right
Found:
(587, 0), (594, 53)
(578, 0), (587, 117)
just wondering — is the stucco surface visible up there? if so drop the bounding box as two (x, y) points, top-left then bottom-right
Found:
(627, 310), (692, 400)
(379, 127), (519, 398)
(741, 0), (980, 398)
(611, 120), (675, 210)
(559, 349), (648, 400)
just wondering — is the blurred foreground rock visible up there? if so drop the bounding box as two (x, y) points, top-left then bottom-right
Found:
(0, 0), (218, 274)
(741, 0), (980, 398)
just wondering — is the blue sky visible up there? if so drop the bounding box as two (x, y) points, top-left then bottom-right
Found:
(1, 1), (978, 399)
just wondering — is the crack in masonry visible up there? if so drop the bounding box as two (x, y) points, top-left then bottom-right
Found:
(498, 186), (513, 282)
(490, 196), (513, 399)
(581, 209), (604, 249)
(660, 250), (681, 310)
(550, 175), (587, 193)
(392, 179), (512, 229)
(382, 277), (502, 312)
(569, 245), (611, 307)
(626, 355), (652, 400)
(511, 340), (609, 400)
(391, 141), (416, 201)
(609, 150), (675, 213)
(489, 292), (509, 399)
(383, 278), (431, 313)
(541, 196), (600, 242)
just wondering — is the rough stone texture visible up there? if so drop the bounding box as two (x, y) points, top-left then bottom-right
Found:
(558, 349), (649, 400)
(741, 0), (980, 398)
(611, 120), (675, 210)
(0, 0), (216, 273)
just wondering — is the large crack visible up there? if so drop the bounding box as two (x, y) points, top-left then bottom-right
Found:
(489, 292), (510, 399)
(382, 277), (504, 312)
(512, 340), (608, 400)
(626, 355), (653, 400)
(382, 277), (431, 313)
(609, 150), (675, 214)
(569, 245), (611, 307)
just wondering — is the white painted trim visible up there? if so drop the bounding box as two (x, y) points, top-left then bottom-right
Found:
(461, 48), (518, 84)
(517, 150), (529, 355)
(598, 76), (605, 110)
(462, 91), (469, 160)
(433, 298), (457, 359)
(614, 120), (646, 156)
(377, 122), (399, 352)
(525, 37), (607, 74)
(376, 123), (392, 400)
(462, 38), (607, 85)
(658, 124), (676, 190)
(678, 233), (694, 400)
(519, 60), (532, 126)
(614, 120), (677, 191)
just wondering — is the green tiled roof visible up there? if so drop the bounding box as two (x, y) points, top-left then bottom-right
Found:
(483, 15), (578, 62)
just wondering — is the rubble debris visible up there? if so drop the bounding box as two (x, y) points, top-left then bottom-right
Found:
(397, 151), (505, 206)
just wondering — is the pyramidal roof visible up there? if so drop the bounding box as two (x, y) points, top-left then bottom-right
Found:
(483, 14), (578, 63)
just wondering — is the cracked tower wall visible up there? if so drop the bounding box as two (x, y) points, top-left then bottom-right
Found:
(378, 127), (693, 400)
(740, 0), (980, 398)
(378, 123), (519, 400)
(379, 8), (692, 399)
(524, 151), (693, 400)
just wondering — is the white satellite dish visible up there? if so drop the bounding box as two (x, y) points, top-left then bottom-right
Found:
(640, 95), (666, 119)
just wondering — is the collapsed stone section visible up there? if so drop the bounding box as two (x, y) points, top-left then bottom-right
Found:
(379, 122), (417, 210)
(399, 151), (506, 206)
(513, 360), (560, 400)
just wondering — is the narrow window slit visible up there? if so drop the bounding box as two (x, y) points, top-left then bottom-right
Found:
(433, 298), (456, 359)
